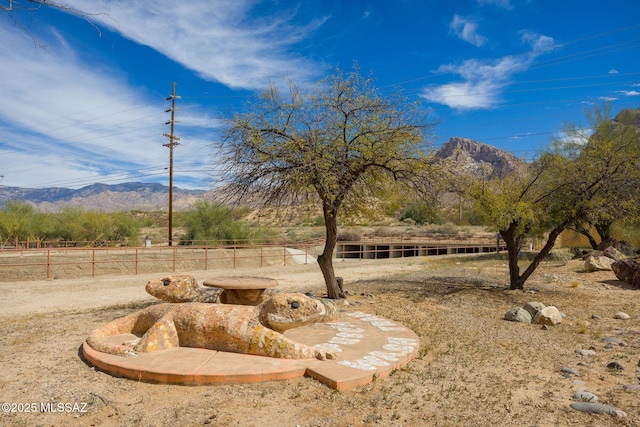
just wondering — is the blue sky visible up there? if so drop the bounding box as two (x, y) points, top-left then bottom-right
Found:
(1, 0), (639, 190)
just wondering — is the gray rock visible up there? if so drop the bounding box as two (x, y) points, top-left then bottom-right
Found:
(561, 367), (580, 377)
(603, 246), (625, 262)
(585, 255), (614, 272)
(603, 337), (625, 345)
(623, 384), (640, 391)
(612, 257), (640, 287)
(523, 301), (545, 318)
(606, 362), (624, 371)
(569, 402), (626, 417)
(573, 391), (598, 402)
(504, 307), (532, 323)
(575, 349), (596, 357)
(614, 312), (630, 320)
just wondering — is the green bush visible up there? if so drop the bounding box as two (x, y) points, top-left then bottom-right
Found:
(179, 201), (273, 244)
(0, 202), (142, 246)
(399, 202), (442, 225)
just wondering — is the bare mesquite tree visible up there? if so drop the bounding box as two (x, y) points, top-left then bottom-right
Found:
(218, 68), (435, 299)
(2, 1), (104, 43)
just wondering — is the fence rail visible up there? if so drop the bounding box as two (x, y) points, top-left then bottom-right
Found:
(0, 235), (506, 282)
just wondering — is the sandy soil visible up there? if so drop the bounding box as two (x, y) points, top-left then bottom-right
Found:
(1, 254), (639, 426)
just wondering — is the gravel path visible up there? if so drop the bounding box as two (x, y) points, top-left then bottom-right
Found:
(0, 257), (425, 317)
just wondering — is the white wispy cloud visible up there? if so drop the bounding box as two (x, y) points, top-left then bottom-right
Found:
(449, 15), (487, 47)
(617, 90), (640, 96)
(421, 32), (559, 110)
(0, 25), (214, 189)
(62, 0), (327, 90)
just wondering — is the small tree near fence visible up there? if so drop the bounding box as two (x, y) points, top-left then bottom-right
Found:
(218, 67), (436, 298)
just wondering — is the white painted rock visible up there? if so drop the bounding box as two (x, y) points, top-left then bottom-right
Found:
(614, 312), (630, 320)
(533, 306), (563, 326)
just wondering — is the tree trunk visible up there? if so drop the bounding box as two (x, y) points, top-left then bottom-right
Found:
(573, 222), (598, 249)
(318, 207), (343, 299)
(513, 226), (565, 288)
(579, 229), (599, 250)
(594, 219), (614, 244)
(500, 225), (523, 290)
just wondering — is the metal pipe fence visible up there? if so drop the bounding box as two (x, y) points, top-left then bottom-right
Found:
(0, 235), (509, 282)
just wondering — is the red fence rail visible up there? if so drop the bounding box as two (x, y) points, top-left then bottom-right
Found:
(0, 235), (508, 282)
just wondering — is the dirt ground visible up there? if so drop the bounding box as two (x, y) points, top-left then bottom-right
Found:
(1, 254), (639, 426)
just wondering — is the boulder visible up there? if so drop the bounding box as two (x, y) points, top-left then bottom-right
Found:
(585, 255), (614, 272)
(603, 246), (625, 262)
(597, 238), (636, 256)
(612, 258), (640, 287)
(533, 306), (563, 326)
(504, 307), (532, 323)
(523, 301), (545, 318)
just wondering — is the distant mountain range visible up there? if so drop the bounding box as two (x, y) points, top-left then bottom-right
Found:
(0, 182), (211, 212)
(0, 138), (522, 212)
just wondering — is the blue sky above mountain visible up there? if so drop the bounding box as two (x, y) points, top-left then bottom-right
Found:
(0, 0), (638, 189)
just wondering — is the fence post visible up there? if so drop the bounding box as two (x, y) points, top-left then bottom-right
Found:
(47, 249), (51, 279)
(135, 248), (139, 275)
(205, 247), (208, 270)
(173, 246), (177, 272)
(233, 244), (236, 269)
(92, 249), (96, 277)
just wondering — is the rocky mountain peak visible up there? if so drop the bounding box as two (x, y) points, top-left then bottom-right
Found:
(612, 108), (640, 127)
(434, 136), (524, 178)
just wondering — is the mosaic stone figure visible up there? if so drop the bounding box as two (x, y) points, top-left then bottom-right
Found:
(87, 293), (339, 360)
(145, 275), (221, 303)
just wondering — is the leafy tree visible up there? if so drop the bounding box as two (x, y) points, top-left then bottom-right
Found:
(564, 106), (640, 248)
(467, 105), (640, 290)
(0, 200), (37, 245)
(399, 202), (442, 225)
(52, 207), (141, 245)
(218, 67), (435, 298)
(180, 200), (265, 243)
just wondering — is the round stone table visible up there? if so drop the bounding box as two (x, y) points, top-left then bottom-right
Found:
(203, 276), (278, 305)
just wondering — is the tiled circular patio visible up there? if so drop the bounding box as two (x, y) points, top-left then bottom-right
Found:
(83, 311), (419, 390)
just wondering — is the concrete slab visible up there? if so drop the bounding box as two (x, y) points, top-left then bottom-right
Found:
(82, 310), (419, 390)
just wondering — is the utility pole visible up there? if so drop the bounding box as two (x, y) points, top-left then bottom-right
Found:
(163, 82), (180, 246)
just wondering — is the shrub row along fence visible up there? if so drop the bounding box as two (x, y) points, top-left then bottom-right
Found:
(0, 235), (506, 282)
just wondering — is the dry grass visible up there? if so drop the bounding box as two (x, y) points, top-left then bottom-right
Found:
(1, 255), (639, 426)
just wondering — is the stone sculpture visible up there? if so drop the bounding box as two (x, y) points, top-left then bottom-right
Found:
(145, 275), (221, 303)
(87, 293), (339, 360)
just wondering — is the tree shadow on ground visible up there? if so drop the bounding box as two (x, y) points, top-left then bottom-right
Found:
(600, 279), (638, 290)
(349, 272), (525, 307)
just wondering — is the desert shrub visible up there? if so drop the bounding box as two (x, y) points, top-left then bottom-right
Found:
(180, 201), (273, 244)
(53, 207), (142, 245)
(0, 202), (142, 246)
(337, 230), (362, 241)
(302, 215), (325, 226)
(399, 202), (442, 225)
